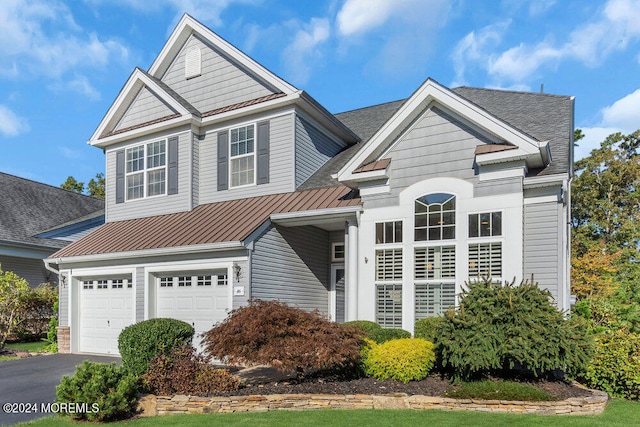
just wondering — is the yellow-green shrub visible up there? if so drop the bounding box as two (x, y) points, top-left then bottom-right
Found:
(363, 338), (435, 383)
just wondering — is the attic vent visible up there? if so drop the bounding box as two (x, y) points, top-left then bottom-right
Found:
(185, 46), (201, 79)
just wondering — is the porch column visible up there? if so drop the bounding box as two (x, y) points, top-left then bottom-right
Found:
(345, 220), (358, 321)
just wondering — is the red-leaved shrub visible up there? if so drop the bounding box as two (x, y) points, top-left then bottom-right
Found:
(202, 300), (363, 373)
(143, 345), (239, 395)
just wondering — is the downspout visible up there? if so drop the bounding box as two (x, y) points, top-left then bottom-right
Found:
(43, 258), (61, 281)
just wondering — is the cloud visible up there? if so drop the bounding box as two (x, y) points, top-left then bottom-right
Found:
(336, 0), (398, 37)
(454, 0), (640, 85)
(576, 88), (640, 160)
(0, 105), (29, 137)
(0, 0), (129, 92)
(281, 18), (331, 85)
(451, 21), (509, 86)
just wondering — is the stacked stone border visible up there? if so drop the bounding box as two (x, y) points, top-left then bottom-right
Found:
(138, 389), (608, 416)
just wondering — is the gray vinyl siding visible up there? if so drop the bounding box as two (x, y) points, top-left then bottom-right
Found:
(59, 275), (69, 326)
(252, 225), (330, 315)
(136, 267), (145, 322)
(105, 131), (191, 222)
(524, 201), (561, 301)
(363, 107), (489, 208)
(199, 112), (295, 204)
(192, 134), (200, 208)
(232, 259), (250, 310)
(474, 177), (522, 197)
(161, 34), (274, 114)
(114, 87), (176, 132)
(295, 116), (346, 188)
(0, 254), (53, 287)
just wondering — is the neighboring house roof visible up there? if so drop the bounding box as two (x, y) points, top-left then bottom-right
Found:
(51, 185), (360, 259)
(0, 173), (105, 250)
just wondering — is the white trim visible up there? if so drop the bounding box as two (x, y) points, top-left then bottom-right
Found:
(229, 123), (257, 188)
(477, 161), (527, 182)
(329, 264), (345, 322)
(337, 79), (546, 183)
(89, 69), (192, 146)
(46, 241), (244, 265)
(524, 194), (559, 205)
(149, 14), (297, 94)
(270, 205), (361, 223)
(523, 173), (568, 189)
(331, 242), (345, 262)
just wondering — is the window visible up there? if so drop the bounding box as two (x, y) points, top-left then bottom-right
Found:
(83, 280), (93, 290)
(125, 140), (166, 200)
(217, 274), (228, 286)
(375, 248), (403, 328)
(469, 242), (502, 279)
(376, 221), (402, 244)
(160, 277), (173, 287)
(96, 280), (109, 289)
(415, 194), (456, 241)
(197, 275), (212, 286)
(178, 276), (192, 287)
(332, 243), (345, 262)
(414, 193), (457, 320)
(230, 125), (255, 187)
(469, 212), (502, 237)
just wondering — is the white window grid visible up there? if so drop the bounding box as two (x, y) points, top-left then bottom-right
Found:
(375, 220), (403, 244)
(468, 211), (502, 238)
(415, 194), (456, 241)
(229, 124), (256, 187)
(414, 244), (456, 320)
(468, 242), (502, 280)
(82, 278), (129, 290)
(331, 243), (345, 262)
(374, 243), (403, 328)
(125, 139), (167, 200)
(159, 274), (228, 288)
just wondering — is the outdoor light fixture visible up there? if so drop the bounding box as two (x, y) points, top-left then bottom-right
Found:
(233, 263), (241, 283)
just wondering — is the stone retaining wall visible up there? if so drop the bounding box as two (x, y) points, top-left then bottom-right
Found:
(138, 389), (608, 416)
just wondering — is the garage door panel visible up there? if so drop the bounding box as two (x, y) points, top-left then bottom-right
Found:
(80, 278), (134, 355)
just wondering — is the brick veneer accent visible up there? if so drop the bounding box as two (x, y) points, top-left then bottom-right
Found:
(56, 326), (70, 354)
(138, 389), (608, 417)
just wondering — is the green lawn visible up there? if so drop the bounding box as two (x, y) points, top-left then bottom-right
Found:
(5, 340), (49, 353)
(18, 399), (640, 427)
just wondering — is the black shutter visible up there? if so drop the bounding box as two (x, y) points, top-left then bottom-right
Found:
(217, 131), (228, 191)
(256, 120), (270, 185)
(115, 149), (125, 203)
(167, 136), (179, 195)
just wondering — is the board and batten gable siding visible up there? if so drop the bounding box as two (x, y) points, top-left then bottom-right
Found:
(105, 130), (192, 222)
(114, 87), (177, 132)
(161, 34), (275, 114)
(198, 112), (295, 204)
(295, 116), (346, 188)
(362, 107), (494, 209)
(524, 201), (561, 301)
(252, 225), (330, 315)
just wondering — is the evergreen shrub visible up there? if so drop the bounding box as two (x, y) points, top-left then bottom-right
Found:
(414, 316), (443, 342)
(343, 320), (411, 343)
(56, 361), (138, 422)
(436, 278), (592, 381)
(118, 318), (194, 377)
(363, 338), (435, 383)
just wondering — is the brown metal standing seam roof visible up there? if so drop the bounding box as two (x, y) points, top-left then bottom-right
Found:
(51, 185), (360, 259)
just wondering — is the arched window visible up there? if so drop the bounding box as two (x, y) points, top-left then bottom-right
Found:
(415, 193), (455, 241)
(414, 193), (456, 319)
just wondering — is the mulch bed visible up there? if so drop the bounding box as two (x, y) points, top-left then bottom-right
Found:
(227, 370), (593, 400)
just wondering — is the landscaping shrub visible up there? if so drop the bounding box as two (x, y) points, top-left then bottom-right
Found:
(446, 380), (557, 401)
(144, 344), (240, 395)
(118, 318), (194, 377)
(436, 278), (592, 381)
(582, 328), (640, 400)
(56, 361), (138, 422)
(0, 269), (29, 349)
(343, 320), (411, 343)
(363, 338), (435, 383)
(414, 316), (443, 342)
(14, 283), (57, 341)
(202, 299), (362, 373)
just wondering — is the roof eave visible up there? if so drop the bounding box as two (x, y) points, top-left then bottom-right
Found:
(47, 241), (245, 265)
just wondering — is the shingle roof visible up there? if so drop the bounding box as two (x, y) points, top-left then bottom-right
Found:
(451, 87), (573, 176)
(0, 173), (105, 249)
(52, 185), (360, 258)
(298, 87), (572, 189)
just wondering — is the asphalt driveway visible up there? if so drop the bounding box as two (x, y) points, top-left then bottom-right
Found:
(0, 354), (119, 426)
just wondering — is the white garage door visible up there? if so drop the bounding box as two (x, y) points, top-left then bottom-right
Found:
(80, 278), (134, 355)
(156, 273), (230, 349)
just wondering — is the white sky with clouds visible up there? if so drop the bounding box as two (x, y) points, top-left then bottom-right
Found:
(0, 0), (638, 186)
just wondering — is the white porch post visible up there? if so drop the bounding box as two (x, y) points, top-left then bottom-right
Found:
(345, 220), (358, 321)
